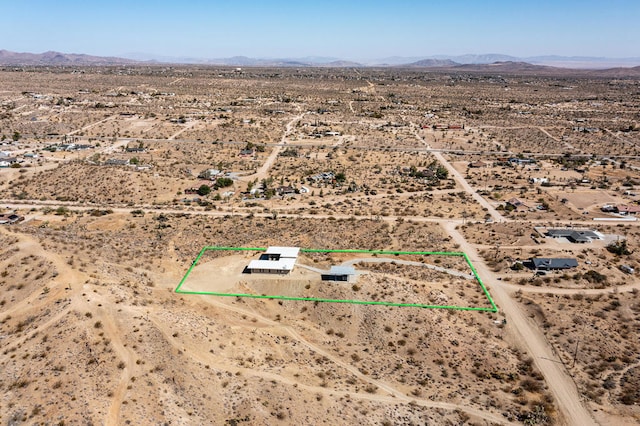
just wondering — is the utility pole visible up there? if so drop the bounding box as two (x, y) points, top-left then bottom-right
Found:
(572, 336), (580, 368)
(572, 323), (586, 368)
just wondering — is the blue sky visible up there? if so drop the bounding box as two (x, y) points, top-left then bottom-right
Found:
(4, 0), (638, 59)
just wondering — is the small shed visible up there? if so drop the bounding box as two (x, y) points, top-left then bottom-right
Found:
(321, 266), (356, 282)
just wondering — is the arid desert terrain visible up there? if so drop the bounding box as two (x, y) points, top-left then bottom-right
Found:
(1, 65), (640, 425)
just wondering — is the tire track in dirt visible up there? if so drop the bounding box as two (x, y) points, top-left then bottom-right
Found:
(250, 111), (306, 181)
(0, 228), (86, 318)
(101, 303), (139, 425)
(157, 296), (519, 425)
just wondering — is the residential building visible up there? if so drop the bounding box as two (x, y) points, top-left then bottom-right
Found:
(546, 229), (602, 243)
(530, 258), (578, 271)
(245, 247), (300, 275)
(615, 205), (640, 216)
(506, 198), (530, 212)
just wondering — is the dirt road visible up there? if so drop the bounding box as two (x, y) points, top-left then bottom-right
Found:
(168, 120), (197, 140)
(410, 123), (506, 223)
(250, 111), (306, 181)
(67, 114), (116, 136)
(442, 221), (597, 426)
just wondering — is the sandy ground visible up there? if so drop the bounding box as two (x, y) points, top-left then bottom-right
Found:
(2, 67), (640, 426)
(550, 189), (618, 210)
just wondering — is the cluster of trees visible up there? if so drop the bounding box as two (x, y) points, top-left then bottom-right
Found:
(0, 131), (21, 141)
(280, 147), (299, 157)
(407, 162), (449, 181)
(197, 177), (234, 196)
(244, 141), (265, 152)
(607, 240), (632, 256)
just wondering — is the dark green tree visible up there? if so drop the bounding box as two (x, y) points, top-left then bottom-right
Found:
(214, 177), (233, 189)
(197, 184), (211, 196)
(435, 166), (449, 180)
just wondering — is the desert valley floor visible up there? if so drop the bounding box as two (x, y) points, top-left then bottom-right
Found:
(1, 65), (640, 425)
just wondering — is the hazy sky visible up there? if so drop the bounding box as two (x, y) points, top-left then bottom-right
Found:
(4, 0), (638, 59)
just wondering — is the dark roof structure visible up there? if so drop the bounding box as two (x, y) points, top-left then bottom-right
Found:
(0, 214), (24, 224)
(546, 229), (600, 243)
(531, 258), (578, 270)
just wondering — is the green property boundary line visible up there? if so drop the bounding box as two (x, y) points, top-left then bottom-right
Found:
(175, 246), (498, 312)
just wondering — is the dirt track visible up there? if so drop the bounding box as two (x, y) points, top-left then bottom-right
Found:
(180, 296), (521, 426)
(443, 221), (597, 426)
(250, 111), (306, 181)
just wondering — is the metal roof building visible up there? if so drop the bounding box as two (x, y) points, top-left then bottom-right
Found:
(531, 258), (578, 270)
(246, 258), (297, 274)
(264, 246), (300, 259)
(321, 266), (356, 282)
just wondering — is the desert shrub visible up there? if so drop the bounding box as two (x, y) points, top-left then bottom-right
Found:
(583, 270), (607, 284)
(521, 378), (542, 393)
(606, 240), (631, 256)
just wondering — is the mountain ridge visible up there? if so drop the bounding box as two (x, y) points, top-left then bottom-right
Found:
(2, 49), (640, 72)
(0, 49), (137, 65)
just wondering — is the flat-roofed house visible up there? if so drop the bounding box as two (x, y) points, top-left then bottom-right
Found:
(321, 266), (356, 282)
(546, 229), (602, 243)
(245, 246), (300, 275)
(616, 205), (640, 215)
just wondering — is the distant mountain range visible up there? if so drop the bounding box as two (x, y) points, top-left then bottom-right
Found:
(412, 60), (640, 77)
(380, 54), (640, 69)
(0, 49), (137, 65)
(2, 49), (640, 72)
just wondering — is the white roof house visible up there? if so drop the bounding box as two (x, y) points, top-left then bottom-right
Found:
(265, 246), (300, 259)
(245, 246), (300, 275)
(247, 258), (297, 274)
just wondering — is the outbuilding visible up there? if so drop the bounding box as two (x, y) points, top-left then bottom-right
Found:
(0, 214), (24, 225)
(321, 266), (356, 282)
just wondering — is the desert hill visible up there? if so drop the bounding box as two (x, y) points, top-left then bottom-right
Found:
(404, 59), (460, 68)
(0, 49), (138, 66)
(452, 61), (566, 73)
(589, 65), (640, 78)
